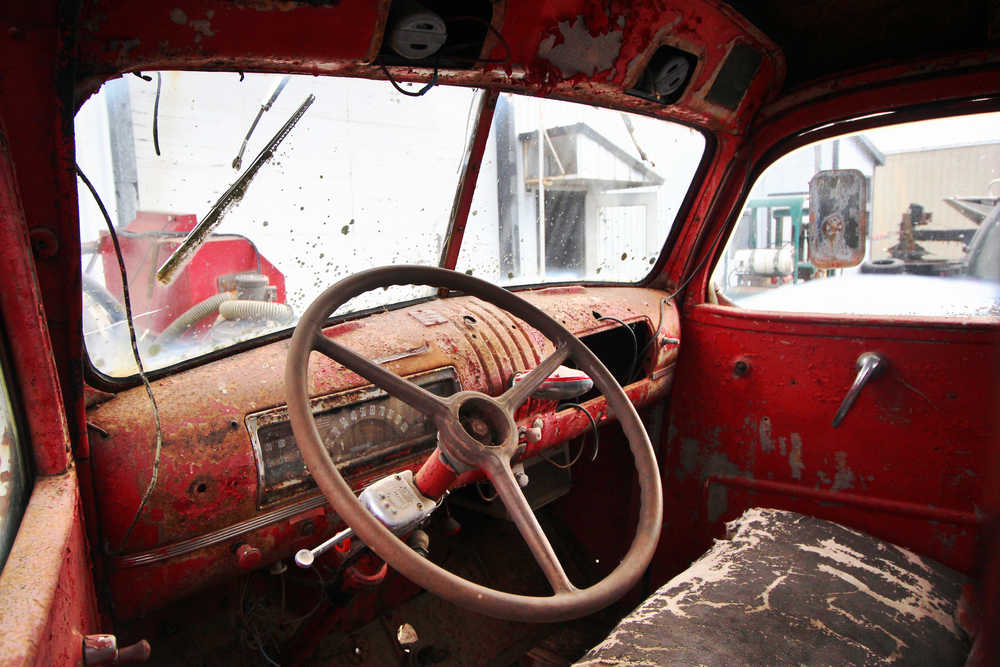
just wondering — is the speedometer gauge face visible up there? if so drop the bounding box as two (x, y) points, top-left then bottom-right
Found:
(246, 368), (459, 506)
(320, 403), (413, 461)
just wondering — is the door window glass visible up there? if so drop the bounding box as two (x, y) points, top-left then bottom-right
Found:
(711, 111), (1000, 318)
(0, 348), (30, 571)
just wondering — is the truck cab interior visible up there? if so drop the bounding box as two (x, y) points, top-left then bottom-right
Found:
(0, 1), (998, 665)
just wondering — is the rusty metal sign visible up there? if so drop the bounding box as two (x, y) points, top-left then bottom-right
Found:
(808, 169), (868, 268)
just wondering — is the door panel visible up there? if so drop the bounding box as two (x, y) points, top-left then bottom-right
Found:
(657, 304), (998, 580)
(0, 471), (100, 664)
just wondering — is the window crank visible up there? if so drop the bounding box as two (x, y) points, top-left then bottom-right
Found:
(832, 352), (886, 428)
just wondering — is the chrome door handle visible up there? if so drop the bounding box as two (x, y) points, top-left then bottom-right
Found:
(832, 352), (886, 427)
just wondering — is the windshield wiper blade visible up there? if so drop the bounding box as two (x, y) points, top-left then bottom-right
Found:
(155, 93), (315, 286)
(232, 75), (291, 170)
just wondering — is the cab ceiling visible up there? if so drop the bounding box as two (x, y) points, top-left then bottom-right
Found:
(727, 0), (1000, 90)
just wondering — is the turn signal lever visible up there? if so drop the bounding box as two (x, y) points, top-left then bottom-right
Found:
(295, 470), (437, 568)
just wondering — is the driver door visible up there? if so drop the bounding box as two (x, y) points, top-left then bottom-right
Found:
(0, 125), (100, 664)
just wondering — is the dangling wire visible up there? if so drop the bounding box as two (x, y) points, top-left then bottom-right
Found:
(380, 62), (440, 97)
(541, 436), (585, 470)
(76, 164), (163, 552)
(542, 403), (600, 468)
(476, 480), (497, 502)
(596, 315), (638, 384)
(628, 297), (669, 383)
(153, 72), (162, 156)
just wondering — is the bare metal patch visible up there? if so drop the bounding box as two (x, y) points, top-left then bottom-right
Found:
(537, 16), (623, 78)
(789, 433), (805, 479)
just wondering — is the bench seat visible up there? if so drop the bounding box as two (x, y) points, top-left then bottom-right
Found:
(578, 508), (972, 666)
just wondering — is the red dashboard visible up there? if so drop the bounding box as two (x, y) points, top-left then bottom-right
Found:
(86, 286), (679, 619)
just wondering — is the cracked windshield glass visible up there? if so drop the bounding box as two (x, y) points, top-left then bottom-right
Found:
(77, 72), (704, 378)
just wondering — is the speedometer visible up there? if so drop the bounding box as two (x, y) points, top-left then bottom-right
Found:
(246, 368), (459, 507)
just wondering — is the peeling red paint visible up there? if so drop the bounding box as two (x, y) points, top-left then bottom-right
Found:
(88, 287), (678, 617)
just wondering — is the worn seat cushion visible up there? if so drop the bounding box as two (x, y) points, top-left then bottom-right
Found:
(579, 508), (972, 666)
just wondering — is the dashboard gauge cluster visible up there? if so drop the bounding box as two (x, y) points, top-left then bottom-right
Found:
(246, 368), (459, 507)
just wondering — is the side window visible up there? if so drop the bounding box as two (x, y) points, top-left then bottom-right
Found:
(0, 341), (30, 571)
(711, 111), (1000, 318)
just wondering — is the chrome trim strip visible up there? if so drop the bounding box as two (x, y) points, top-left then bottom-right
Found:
(112, 494), (330, 568)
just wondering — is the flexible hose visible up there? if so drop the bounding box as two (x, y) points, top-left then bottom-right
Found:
(219, 299), (294, 323)
(158, 291), (236, 342)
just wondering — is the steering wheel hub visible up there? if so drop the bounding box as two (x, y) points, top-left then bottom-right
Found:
(456, 394), (513, 447)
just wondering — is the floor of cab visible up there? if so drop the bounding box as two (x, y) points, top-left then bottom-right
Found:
(119, 501), (620, 666)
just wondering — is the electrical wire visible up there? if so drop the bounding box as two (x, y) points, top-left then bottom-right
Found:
(283, 565), (327, 625)
(76, 164), (163, 553)
(380, 61), (440, 97)
(596, 315), (637, 385)
(627, 296), (669, 383)
(627, 135), (760, 381)
(541, 436), (585, 470)
(542, 403), (600, 468)
(476, 480), (497, 502)
(153, 72), (162, 156)
(566, 402), (600, 462)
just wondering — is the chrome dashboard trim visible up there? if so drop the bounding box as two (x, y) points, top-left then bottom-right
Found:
(112, 493), (330, 568)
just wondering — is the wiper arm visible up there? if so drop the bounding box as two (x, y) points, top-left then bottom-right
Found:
(232, 75), (291, 170)
(155, 93), (315, 286)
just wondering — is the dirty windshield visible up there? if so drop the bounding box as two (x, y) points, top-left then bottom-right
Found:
(77, 72), (480, 377)
(77, 72), (705, 379)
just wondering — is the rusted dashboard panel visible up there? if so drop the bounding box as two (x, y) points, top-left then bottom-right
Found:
(86, 286), (680, 618)
(248, 368), (459, 507)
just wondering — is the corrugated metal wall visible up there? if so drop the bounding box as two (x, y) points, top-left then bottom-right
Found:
(871, 143), (1000, 259)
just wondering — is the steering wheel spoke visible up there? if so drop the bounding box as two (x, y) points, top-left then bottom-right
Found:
(483, 455), (575, 594)
(312, 333), (449, 420)
(499, 344), (570, 412)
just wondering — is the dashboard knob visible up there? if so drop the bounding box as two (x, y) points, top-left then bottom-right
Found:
(235, 543), (262, 571)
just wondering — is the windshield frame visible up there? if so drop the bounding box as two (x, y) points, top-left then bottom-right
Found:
(79, 70), (715, 390)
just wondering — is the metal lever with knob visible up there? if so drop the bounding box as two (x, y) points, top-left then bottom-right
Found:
(295, 527), (354, 568)
(832, 352), (886, 427)
(296, 470), (438, 568)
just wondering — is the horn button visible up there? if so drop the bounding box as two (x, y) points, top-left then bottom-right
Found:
(456, 395), (512, 448)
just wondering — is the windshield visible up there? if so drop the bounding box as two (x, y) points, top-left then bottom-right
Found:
(458, 94), (705, 284)
(77, 72), (705, 379)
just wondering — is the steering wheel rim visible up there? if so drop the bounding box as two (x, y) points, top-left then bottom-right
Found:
(285, 265), (662, 622)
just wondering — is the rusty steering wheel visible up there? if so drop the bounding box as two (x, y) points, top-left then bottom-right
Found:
(285, 265), (662, 622)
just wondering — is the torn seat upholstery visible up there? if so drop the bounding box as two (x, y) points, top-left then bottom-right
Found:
(579, 508), (973, 666)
